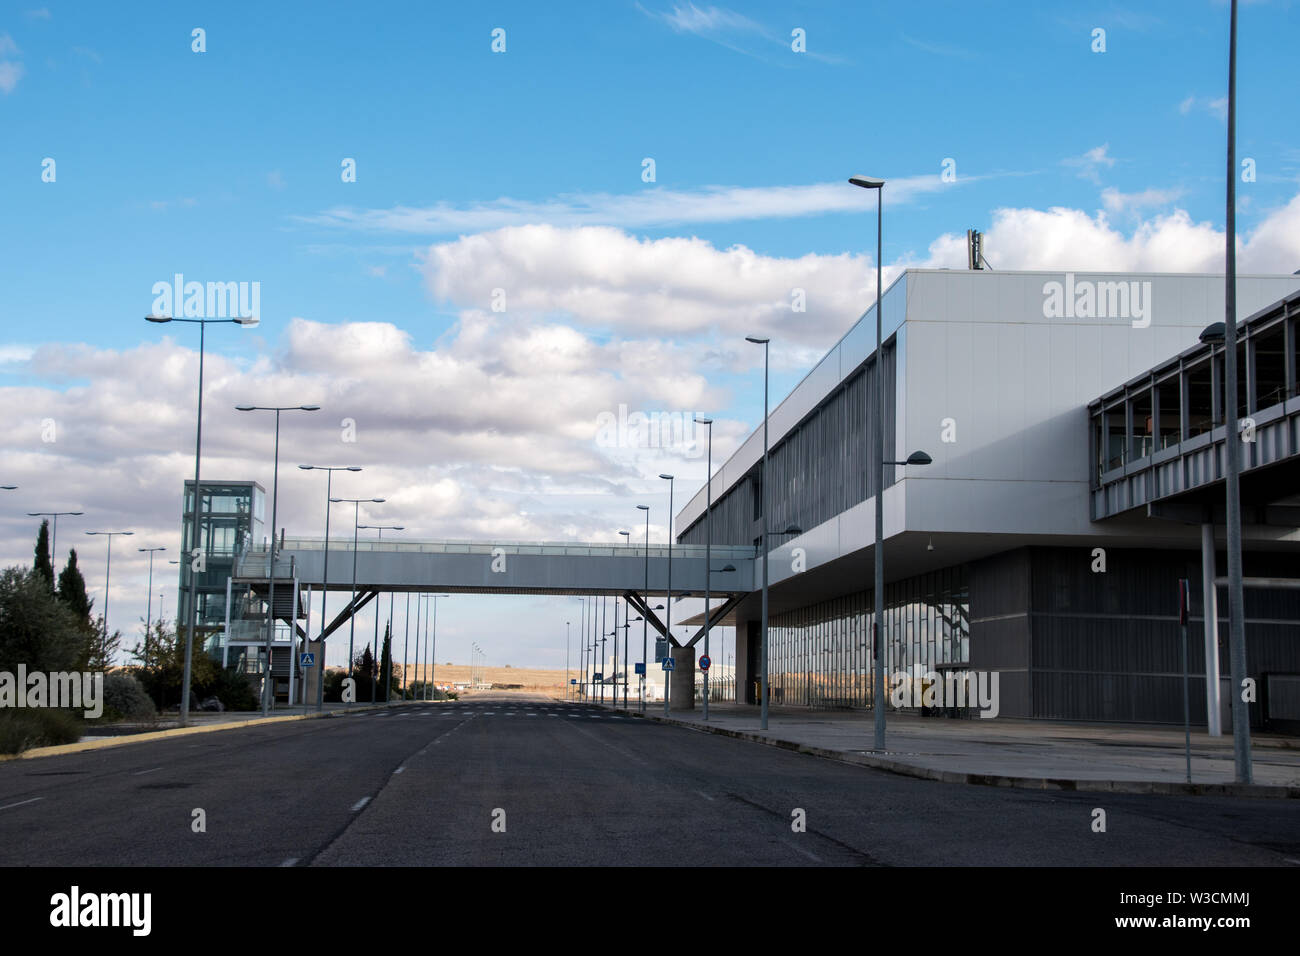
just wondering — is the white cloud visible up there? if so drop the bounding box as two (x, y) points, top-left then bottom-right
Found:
(0, 34), (19, 56)
(300, 175), (958, 235)
(1100, 186), (1185, 214)
(1179, 94), (1228, 121)
(1062, 144), (1117, 184)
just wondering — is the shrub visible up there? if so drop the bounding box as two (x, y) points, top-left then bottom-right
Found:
(99, 673), (157, 722)
(194, 667), (259, 712)
(0, 709), (82, 754)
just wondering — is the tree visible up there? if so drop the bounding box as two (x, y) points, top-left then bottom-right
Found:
(379, 624), (393, 700)
(353, 644), (377, 701)
(86, 616), (122, 672)
(34, 521), (54, 591)
(132, 617), (217, 711)
(57, 549), (93, 625)
(0, 566), (88, 674)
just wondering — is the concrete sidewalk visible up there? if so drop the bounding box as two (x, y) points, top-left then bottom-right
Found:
(601, 700), (1300, 798)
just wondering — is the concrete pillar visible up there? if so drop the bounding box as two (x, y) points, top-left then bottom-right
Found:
(1201, 522), (1222, 736)
(671, 643), (696, 711)
(302, 638), (323, 707)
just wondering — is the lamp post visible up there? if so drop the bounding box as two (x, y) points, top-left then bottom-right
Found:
(138, 546), (166, 661)
(618, 530), (630, 705)
(851, 169), (936, 751)
(403, 591), (411, 699)
(237, 404), (320, 715)
(358, 525), (403, 703)
(695, 415), (715, 720)
(566, 619), (571, 702)
(299, 465), (363, 710)
(659, 474), (675, 716)
(429, 594), (449, 700)
(85, 530), (134, 665)
(26, 511), (84, 577)
(744, 334), (774, 728)
(636, 505), (650, 711)
(331, 495), (386, 704)
(146, 311), (258, 726)
(1221, 0), (1252, 785)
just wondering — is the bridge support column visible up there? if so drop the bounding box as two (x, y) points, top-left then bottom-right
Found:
(302, 638), (323, 706)
(671, 644), (696, 711)
(1201, 522), (1222, 736)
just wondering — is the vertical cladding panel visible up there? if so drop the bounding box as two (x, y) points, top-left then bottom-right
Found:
(679, 344), (895, 548)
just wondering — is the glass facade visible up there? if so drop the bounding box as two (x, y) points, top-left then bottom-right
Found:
(768, 565), (969, 710)
(178, 480), (265, 656)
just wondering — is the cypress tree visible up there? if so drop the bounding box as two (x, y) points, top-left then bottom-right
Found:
(57, 548), (94, 625)
(34, 520), (54, 590)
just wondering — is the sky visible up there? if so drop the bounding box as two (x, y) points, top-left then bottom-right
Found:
(2, 1), (1299, 672)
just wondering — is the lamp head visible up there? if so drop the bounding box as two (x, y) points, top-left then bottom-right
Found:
(906, 451), (933, 466)
(234, 315), (260, 327)
(1200, 322), (1226, 344)
(145, 314), (173, 323)
(849, 175), (885, 189)
(745, 335), (769, 345)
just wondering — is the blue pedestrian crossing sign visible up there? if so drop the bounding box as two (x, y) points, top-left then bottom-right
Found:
(299, 652), (316, 667)
(570, 679), (577, 684)
(634, 662), (645, 676)
(662, 657), (675, 672)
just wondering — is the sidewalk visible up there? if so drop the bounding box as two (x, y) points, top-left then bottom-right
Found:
(603, 700), (1300, 798)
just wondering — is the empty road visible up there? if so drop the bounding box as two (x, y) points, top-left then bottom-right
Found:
(1, 693), (1297, 866)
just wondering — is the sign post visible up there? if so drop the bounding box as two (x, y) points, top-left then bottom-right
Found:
(1178, 578), (1192, 783)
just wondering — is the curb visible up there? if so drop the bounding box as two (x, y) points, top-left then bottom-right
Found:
(628, 709), (1300, 800)
(0, 702), (395, 762)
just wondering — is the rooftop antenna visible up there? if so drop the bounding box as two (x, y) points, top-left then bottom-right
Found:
(966, 229), (994, 270)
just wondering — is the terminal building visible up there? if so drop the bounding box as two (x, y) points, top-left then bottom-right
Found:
(674, 268), (1300, 731)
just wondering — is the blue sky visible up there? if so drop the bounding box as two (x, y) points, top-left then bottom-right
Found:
(2, 1), (1298, 669)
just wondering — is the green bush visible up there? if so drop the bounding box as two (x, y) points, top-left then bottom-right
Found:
(194, 667), (259, 711)
(0, 709), (82, 754)
(323, 669), (346, 703)
(97, 673), (157, 722)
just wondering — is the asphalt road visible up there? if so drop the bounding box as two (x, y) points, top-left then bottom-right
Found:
(1, 693), (1298, 866)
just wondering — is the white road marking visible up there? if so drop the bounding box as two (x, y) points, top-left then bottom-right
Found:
(393, 767), (405, 775)
(784, 839), (822, 863)
(131, 767), (163, 776)
(0, 797), (42, 812)
(280, 858), (299, 867)
(695, 790), (715, 802)
(350, 797), (371, 812)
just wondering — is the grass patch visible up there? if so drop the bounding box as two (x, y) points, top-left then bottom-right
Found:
(0, 708), (82, 754)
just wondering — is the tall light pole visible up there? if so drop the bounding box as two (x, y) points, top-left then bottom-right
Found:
(566, 619), (571, 702)
(85, 530), (134, 666)
(147, 312), (258, 725)
(331, 495), (385, 704)
(429, 594), (449, 700)
(659, 474), (675, 716)
(849, 172), (935, 751)
(745, 335), (773, 728)
(27, 510), (84, 577)
(138, 546), (166, 660)
(359, 524), (403, 703)
(695, 415), (715, 720)
(636, 504), (650, 711)
(403, 591), (411, 699)
(237, 404), (320, 716)
(1199, 5), (1253, 781)
(299, 465), (363, 710)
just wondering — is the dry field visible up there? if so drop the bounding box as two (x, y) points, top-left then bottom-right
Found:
(398, 662), (573, 696)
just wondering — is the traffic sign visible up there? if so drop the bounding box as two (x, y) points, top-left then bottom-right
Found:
(655, 639), (668, 662)
(570, 679), (577, 684)
(299, 653), (315, 667)
(662, 657), (675, 672)
(699, 655), (711, 672)
(594, 672), (603, 682)
(634, 662), (645, 676)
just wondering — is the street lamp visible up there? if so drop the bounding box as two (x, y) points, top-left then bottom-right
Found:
(26, 511), (84, 580)
(237, 404), (320, 715)
(744, 334), (776, 728)
(428, 594), (450, 700)
(331, 495), (386, 703)
(636, 505), (651, 710)
(696, 415), (715, 720)
(659, 474), (675, 716)
(146, 311), (258, 725)
(138, 546), (166, 661)
(359, 524), (404, 703)
(299, 465), (363, 710)
(85, 530), (133, 666)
